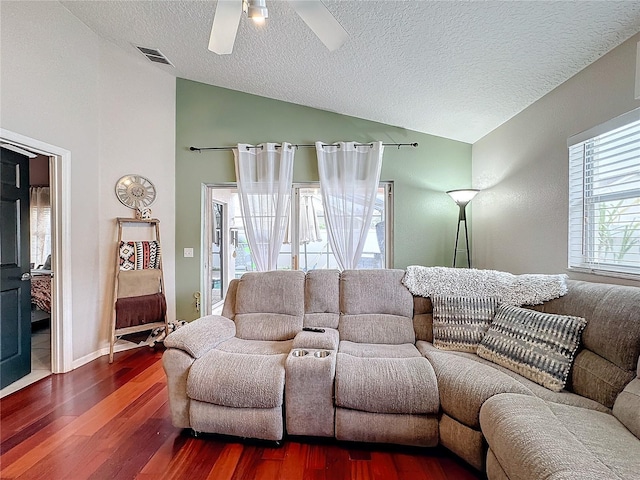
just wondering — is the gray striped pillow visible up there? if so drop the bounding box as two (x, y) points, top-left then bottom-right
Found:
(432, 296), (500, 352)
(477, 304), (587, 392)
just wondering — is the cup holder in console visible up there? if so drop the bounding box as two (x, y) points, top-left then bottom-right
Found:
(313, 350), (331, 358)
(291, 349), (309, 357)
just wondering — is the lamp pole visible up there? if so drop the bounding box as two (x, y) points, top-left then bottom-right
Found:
(453, 201), (471, 268)
(446, 189), (479, 269)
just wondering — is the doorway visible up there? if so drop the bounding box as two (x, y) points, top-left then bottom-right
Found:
(27, 154), (53, 388)
(0, 128), (73, 396)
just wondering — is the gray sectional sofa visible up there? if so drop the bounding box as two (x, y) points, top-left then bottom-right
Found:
(163, 269), (640, 479)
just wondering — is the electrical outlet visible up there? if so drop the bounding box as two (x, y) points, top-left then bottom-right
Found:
(183, 247), (194, 258)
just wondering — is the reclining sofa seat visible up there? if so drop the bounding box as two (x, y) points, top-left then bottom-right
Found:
(412, 279), (640, 474)
(163, 270), (306, 441)
(163, 270), (639, 478)
(334, 269), (440, 446)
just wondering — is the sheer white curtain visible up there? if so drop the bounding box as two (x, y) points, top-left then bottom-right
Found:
(316, 141), (383, 270)
(30, 186), (51, 267)
(234, 143), (294, 271)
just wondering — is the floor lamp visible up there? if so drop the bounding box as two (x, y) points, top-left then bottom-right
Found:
(446, 189), (479, 268)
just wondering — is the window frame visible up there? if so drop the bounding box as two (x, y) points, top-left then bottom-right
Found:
(567, 107), (640, 279)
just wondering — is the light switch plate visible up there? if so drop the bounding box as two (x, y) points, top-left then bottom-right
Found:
(184, 247), (194, 258)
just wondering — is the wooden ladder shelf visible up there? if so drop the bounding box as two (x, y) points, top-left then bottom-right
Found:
(109, 217), (168, 363)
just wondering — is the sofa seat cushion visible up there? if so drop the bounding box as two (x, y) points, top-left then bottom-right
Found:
(417, 341), (610, 428)
(419, 341), (531, 429)
(484, 356), (611, 413)
(339, 341), (421, 358)
(335, 352), (438, 414)
(480, 393), (640, 480)
(216, 337), (293, 355)
(416, 341), (611, 413)
(187, 350), (286, 408)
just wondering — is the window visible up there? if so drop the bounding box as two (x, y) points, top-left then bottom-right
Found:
(202, 182), (393, 313)
(291, 184), (392, 272)
(30, 186), (51, 268)
(568, 108), (640, 278)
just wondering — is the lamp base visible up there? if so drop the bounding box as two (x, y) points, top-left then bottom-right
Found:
(452, 217), (471, 268)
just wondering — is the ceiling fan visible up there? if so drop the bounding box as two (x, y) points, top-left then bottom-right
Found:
(209, 0), (348, 55)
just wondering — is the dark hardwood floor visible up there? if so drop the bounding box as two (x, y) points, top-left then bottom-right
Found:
(0, 347), (483, 480)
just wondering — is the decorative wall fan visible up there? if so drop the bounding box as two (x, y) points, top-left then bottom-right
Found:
(209, 0), (348, 55)
(115, 174), (156, 210)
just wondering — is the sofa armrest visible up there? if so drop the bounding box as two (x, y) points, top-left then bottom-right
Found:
(292, 328), (339, 351)
(613, 377), (640, 439)
(164, 314), (236, 358)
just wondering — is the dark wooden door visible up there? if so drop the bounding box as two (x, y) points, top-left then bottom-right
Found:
(1, 146), (31, 389)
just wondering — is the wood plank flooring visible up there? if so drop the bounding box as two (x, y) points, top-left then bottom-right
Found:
(1, 347), (484, 480)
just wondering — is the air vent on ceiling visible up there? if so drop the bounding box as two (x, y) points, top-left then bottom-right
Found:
(134, 45), (174, 67)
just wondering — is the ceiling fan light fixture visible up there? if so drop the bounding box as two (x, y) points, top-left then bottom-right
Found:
(210, 0), (347, 55)
(247, 0), (268, 23)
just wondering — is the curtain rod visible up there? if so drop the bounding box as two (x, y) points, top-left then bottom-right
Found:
(189, 142), (418, 152)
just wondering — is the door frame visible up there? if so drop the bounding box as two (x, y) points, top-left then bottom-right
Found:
(201, 184), (233, 316)
(1, 128), (73, 374)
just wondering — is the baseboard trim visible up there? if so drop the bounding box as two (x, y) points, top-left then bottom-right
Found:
(71, 341), (149, 370)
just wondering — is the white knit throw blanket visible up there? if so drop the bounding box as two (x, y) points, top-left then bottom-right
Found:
(403, 266), (569, 306)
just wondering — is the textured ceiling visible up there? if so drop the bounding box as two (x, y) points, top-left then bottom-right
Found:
(61, 1), (640, 144)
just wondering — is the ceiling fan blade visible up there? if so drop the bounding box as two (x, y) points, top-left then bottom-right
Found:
(208, 0), (243, 55)
(288, 0), (348, 52)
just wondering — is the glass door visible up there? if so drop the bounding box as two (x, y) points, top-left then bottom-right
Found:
(202, 182), (393, 314)
(210, 201), (224, 306)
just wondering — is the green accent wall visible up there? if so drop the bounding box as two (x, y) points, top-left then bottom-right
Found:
(175, 78), (471, 320)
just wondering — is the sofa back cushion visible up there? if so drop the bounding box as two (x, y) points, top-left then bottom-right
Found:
(413, 296), (434, 342)
(304, 269), (340, 328)
(233, 271), (305, 341)
(537, 280), (640, 408)
(221, 279), (239, 320)
(339, 269), (415, 344)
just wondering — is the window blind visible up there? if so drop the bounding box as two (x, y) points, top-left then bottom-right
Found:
(568, 109), (640, 277)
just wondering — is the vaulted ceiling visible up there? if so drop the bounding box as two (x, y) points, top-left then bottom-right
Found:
(62, 1), (640, 144)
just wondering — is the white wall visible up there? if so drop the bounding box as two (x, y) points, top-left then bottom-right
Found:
(472, 33), (640, 287)
(0, 1), (176, 364)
